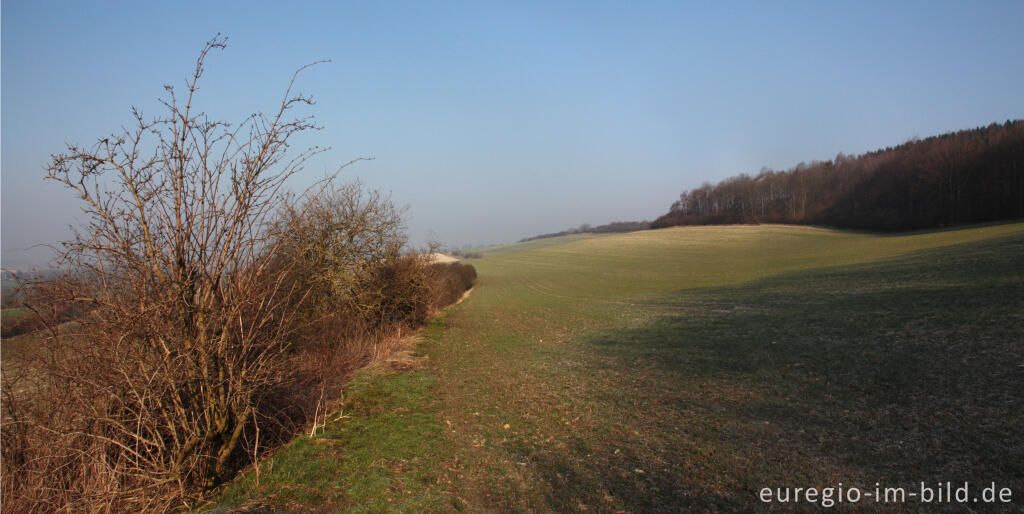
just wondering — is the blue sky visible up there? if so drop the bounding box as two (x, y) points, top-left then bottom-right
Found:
(3, 1), (1023, 267)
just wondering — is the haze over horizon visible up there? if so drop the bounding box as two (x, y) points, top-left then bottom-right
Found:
(4, 1), (1024, 269)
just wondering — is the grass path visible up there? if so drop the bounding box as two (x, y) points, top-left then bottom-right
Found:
(211, 223), (1024, 511)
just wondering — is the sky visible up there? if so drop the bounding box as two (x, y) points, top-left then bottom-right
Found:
(3, 1), (1023, 268)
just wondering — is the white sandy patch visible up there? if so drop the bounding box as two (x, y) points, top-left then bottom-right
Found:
(427, 253), (460, 264)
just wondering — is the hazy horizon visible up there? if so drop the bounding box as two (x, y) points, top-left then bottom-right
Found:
(4, 1), (1024, 269)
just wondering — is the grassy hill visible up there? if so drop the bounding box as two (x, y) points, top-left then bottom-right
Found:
(210, 222), (1024, 512)
(472, 233), (606, 257)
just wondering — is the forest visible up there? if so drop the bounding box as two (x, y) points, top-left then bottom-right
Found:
(653, 120), (1024, 231)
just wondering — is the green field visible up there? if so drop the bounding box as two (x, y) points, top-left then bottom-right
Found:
(211, 223), (1024, 512)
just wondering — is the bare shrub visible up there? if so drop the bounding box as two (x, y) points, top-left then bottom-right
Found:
(266, 182), (432, 425)
(273, 180), (413, 337)
(0, 36), (354, 510)
(1, 35), (478, 512)
(263, 186), (476, 437)
(427, 262), (477, 309)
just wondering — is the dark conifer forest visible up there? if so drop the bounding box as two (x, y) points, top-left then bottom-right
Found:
(653, 120), (1024, 231)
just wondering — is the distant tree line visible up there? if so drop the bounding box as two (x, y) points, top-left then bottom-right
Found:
(520, 220), (651, 242)
(448, 250), (484, 259)
(653, 120), (1024, 231)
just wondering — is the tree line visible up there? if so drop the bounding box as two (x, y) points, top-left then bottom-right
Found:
(519, 220), (651, 242)
(653, 120), (1024, 231)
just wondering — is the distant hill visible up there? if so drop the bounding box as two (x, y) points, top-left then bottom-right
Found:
(654, 120), (1024, 231)
(519, 220), (650, 242)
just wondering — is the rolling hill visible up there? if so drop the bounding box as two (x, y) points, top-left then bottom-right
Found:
(213, 222), (1024, 511)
